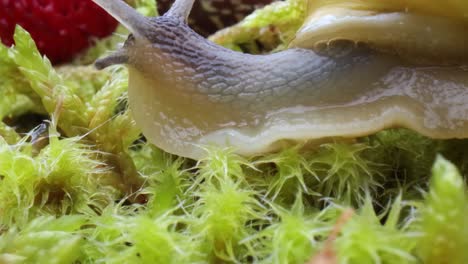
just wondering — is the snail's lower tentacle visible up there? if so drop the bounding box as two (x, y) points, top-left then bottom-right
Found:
(95, 49), (129, 69)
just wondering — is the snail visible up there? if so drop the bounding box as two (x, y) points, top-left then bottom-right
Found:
(93, 0), (468, 159)
(292, 0), (468, 64)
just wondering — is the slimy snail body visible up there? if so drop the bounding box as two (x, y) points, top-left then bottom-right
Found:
(93, 0), (468, 159)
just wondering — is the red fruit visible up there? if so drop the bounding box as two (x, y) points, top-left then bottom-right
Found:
(0, 0), (118, 64)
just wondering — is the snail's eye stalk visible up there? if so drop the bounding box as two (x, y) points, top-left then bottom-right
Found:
(164, 0), (195, 22)
(91, 0), (149, 38)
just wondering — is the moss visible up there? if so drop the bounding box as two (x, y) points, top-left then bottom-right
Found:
(248, 194), (330, 264)
(416, 156), (468, 264)
(0, 216), (86, 263)
(209, 0), (306, 52)
(335, 196), (418, 264)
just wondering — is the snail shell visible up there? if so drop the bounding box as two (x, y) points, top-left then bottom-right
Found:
(291, 1), (468, 64)
(93, 0), (468, 159)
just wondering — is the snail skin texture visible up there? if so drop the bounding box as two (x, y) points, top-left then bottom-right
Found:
(94, 0), (468, 159)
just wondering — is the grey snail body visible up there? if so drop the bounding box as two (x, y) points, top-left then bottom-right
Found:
(94, 0), (468, 159)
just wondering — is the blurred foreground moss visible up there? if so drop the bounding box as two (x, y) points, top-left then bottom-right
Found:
(1, 0), (468, 263)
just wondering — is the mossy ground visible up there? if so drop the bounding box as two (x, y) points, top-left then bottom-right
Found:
(1, 0), (468, 263)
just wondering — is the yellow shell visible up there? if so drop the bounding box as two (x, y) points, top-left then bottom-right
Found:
(292, 0), (468, 63)
(307, 0), (468, 18)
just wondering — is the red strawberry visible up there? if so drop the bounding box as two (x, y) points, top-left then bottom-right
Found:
(0, 0), (118, 64)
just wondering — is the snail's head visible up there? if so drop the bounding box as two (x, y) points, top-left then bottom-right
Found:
(93, 0), (195, 70)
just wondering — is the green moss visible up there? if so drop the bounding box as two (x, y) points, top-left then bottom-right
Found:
(0, 130), (117, 227)
(0, 216), (86, 263)
(134, 145), (187, 216)
(310, 143), (383, 205)
(255, 145), (319, 202)
(416, 156), (468, 264)
(209, 0), (306, 52)
(249, 194), (329, 264)
(192, 176), (263, 261)
(0, 137), (39, 226)
(336, 196), (418, 264)
(82, 210), (202, 263)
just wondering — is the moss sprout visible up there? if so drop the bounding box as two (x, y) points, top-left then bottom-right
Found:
(246, 194), (330, 264)
(310, 143), (383, 205)
(335, 196), (419, 264)
(416, 156), (468, 264)
(191, 175), (265, 261)
(0, 216), (86, 263)
(254, 146), (319, 202)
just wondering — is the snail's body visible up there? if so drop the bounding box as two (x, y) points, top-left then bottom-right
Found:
(94, 0), (468, 159)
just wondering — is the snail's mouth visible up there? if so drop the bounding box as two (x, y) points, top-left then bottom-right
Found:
(95, 48), (129, 69)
